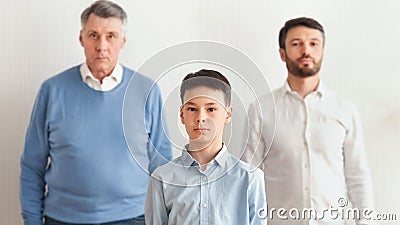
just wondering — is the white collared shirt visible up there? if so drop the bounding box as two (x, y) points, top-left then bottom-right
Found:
(243, 81), (375, 225)
(80, 63), (122, 91)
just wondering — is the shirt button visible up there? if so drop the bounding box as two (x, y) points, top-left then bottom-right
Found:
(201, 203), (207, 208)
(202, 176), (207, 181)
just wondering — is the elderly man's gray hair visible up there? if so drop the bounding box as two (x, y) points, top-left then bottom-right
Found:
(80, 0), (127, 30)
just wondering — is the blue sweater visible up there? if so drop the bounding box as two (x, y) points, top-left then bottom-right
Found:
(20, 65), (172, 225)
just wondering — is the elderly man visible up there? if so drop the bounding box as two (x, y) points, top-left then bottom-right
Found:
(19, 1), (171, 225)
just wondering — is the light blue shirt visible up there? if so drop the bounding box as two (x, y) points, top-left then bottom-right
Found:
(145, 144), (267, 225)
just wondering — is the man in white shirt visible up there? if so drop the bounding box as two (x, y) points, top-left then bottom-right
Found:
(242, 17), (375, 225)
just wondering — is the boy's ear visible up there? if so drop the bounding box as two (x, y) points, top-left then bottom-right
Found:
(224, 106), (232, 124)
(180, 107), (185, 124)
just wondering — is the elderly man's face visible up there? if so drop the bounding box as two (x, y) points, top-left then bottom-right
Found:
(79, 13), (126, 79)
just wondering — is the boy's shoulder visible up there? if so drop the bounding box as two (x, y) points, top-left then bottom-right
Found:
(151, 156), (186, 181)
(225, 154), (264, 179)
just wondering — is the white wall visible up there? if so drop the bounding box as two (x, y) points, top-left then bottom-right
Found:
(1, 0), (399, 224)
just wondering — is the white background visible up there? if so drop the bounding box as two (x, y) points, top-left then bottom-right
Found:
(1, 0), (399, 224)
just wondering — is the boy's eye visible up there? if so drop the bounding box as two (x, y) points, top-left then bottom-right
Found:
(207, 108), (216, 112)
(187, 107), (196, 112)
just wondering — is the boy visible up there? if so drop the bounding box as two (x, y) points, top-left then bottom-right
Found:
(145, 69), (267, 225)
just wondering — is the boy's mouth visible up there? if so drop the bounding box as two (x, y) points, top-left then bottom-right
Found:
(194, 128), (210, 131)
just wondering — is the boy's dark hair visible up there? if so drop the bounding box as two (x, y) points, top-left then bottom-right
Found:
(180, 69), (231, 106)
(278, 17), (325, 50)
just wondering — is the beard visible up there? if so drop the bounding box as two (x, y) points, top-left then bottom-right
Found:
(285, 52), (322, 78)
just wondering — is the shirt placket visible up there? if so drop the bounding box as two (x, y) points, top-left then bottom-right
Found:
(302, 97), (312, 216)
(199, 172), (209, 225)
(306, 94), (324, 225)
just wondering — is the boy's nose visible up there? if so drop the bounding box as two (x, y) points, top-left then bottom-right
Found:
(196, 111), (207, 123)
(196, 118), (206, 123)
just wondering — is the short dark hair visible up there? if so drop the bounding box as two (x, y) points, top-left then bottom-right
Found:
(180, 69), (231, 106)
(279, 17), (325, 49)
(81, 0), (127, 30)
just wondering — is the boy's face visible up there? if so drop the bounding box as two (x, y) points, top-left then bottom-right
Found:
(180, 86), (232, 150)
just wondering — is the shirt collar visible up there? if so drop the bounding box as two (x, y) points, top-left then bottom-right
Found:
(80, 62), (123, 83)
(181, 143), (229, 168)
(214, 144), (229, 166)
(280, 79), (326, 98)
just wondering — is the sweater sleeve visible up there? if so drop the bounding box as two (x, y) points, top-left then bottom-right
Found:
(20, 84), (50, 225)
(145, 83), (172, 173)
